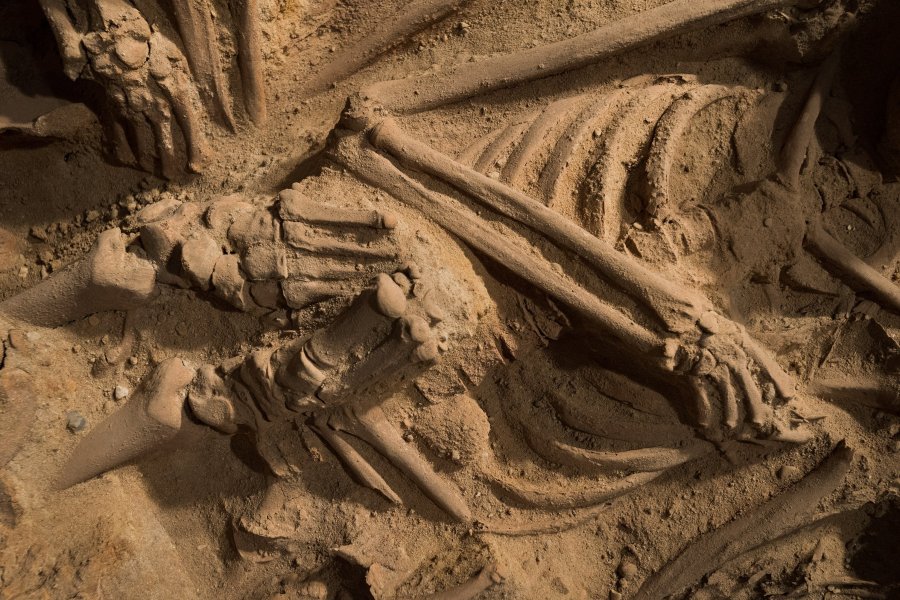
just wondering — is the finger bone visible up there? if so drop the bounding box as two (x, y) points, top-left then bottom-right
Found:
(279, 188), (397, 229)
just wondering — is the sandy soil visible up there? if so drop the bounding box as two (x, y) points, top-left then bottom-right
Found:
(0, 0), (899, 598)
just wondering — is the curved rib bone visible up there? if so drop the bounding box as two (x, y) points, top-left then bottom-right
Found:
(365, 0), (801, 113)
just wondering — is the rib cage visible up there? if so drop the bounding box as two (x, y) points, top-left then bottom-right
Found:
(457, 76), (761, 243)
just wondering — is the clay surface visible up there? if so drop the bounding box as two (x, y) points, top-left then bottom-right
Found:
(0, 0), (899, 599)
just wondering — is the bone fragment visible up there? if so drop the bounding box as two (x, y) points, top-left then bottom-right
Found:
(304, 273), (407, 368)
(633, 442), (853, 600)
(211, 254), (251, 310)
(241, 244), (289, 280)
(488, 470), (662, 510)
(38, 0), (87, 80)
(365, 0), (801, 112)
(283, 222), (397, 258)
(0, 368), (36, 469)
(280, 279), (347, 309)
(805, 221), (900, 314)
(56, 359), (196, 489)
(367, 119), (703, 333)
(0, 228), (157, 327)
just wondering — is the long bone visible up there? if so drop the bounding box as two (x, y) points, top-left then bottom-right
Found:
(299, 0), (469, 97)
(368, 117), (706, 332)
(363, 0), (803, 113)
(337, 134), (662, 354)
(234, 0), (266, 125)
(0, 228), (157, 327)
(56, 358), (197, 489)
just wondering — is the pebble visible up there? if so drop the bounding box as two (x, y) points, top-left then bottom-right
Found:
(114, 385), (130, 401)
(778, 465), (801, 480)
(617, 559), (638, 580)
(66, 411), (87, 433)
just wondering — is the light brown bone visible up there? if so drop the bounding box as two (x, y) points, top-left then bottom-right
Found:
(300, 0), (468, 97)
(339, 404), (472, 522)
(0, 228), (157, 327)
(235, 0), (266, 124)
(364, 0), (801, 113)
(310, 415), (402, 504)
(340, 136), (661, 354)
(368, 118), (705, 332)
(56, 358), (197, 489)
(420, 563), (503, 600)
(633, 442), (853, 600)
(279, 189), (398, 229)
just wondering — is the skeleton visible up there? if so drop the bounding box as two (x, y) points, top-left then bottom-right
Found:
(5, 0), (895, 596)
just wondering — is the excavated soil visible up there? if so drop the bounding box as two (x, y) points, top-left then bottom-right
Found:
(1, 1), (899, 599)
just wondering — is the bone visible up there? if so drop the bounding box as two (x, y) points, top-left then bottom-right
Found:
(249, 280), (282, 308)
(280, 279), (348, 309)
(456, 127), (504, 167)
(299, 0), (468, 96)
(502, 95), (584, 188)
(235, 0), (266, 124)
(645, 85), (754, 220)
(303, 273), (407, 369)
(421, 563), (502, 600)
(187, 364), (241, 434)
(805, 221), (900, 314)
(343, 404), (472, 522)
(279, 189), (398, 229)
(472, 115), (535, 174)
(522, 413), (710, 472)
(169, 0), (236, 129)
(0, 368), (36, 470)
(211, 254), (252, 310)
(579, 83), (683, 237)
(633, 442), (853, 600)
(0, 228), (157, 327)
(488, 469), (662, 510)
(310, 416), (402, 504)
(228, 209), (279, 251)
(37, 0), (86, 80)
(367, 118), (706, 333)
(364, 0), (801, 113)
(181, 232), (221, 290)
(775, 51), (840, 189)
(56, 358), (197, 490)
(283, 222), (398, 259)
(241, 244), (289, 280)
(318, 314), (439, 403)
(538, 91), (621, 207)
(345, 138), (661, 353)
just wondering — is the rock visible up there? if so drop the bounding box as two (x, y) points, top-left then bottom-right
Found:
(113, 385), (129, 401)
(66, 411), (87, 433)
(617, 559), (638, 580)
(777, 465), (801, 480)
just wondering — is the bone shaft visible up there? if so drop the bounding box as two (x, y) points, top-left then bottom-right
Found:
(366, 0), (799, 112)
(777, 51), (840, 188)
(235, 0), (266, 124)
(285, 204), (384, 228)
(343, 141), (660, 353)
(302, 0), (467, 96)
(311, 420), (402, 504)
(805, 222), (900, 314)
(369, 118), (703, 330)
(350, 405), (472, 522)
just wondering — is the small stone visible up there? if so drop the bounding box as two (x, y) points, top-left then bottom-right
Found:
(114, 385), (130, 401)
(127, 356), (139, 366)
(17, 266), (28, 279)
(85, 210), (100, 223)
(88, 315), (101, 327)
(763, 217), (774, 227)
(609, 591), (623, 600)
(66, 411), (87, 433)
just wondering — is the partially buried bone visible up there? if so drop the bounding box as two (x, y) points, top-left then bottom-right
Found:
(56, 358), (197, 489)
(420, 563), (503, 600)
(0, 228), (157, 327)
(364, 0), (803, 113)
